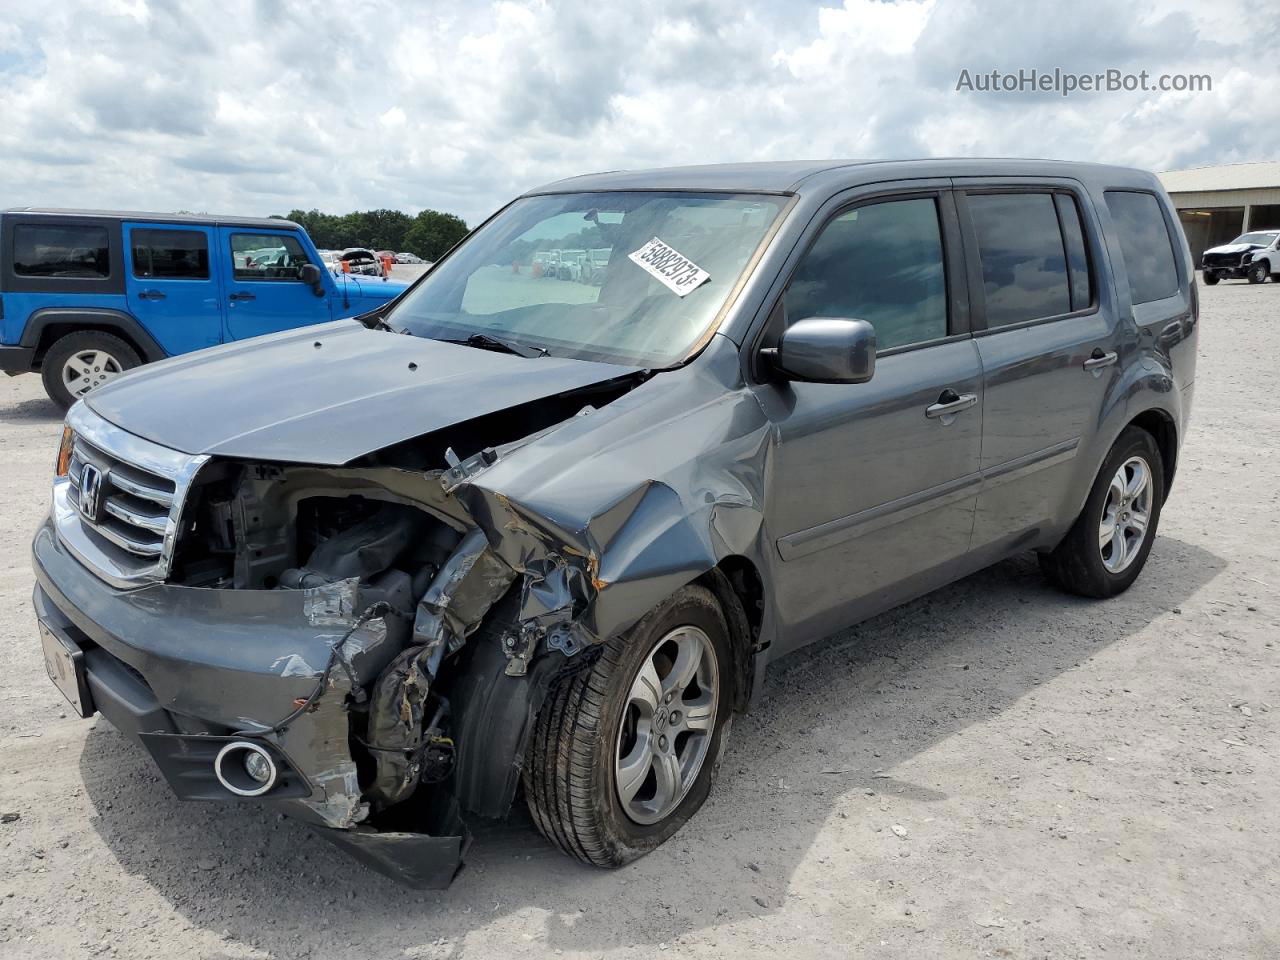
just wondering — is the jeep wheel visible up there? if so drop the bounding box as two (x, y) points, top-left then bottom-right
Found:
(523, 584), (732, 867)
(1248, 261), (1269, 284)
(1202, 271), (1220, 285)
(41, 331), (141, 410)
(1039, 426), (1164, 598)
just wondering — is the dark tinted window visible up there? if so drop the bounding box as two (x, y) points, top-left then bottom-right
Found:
(230, 233), (310, 281)
(969, 193), (1070, 327)
(13, 225), (110, 279)
(132, 229), (209, 279)
(1105, 191), (1180, 304)
(784, 197), (947, 351)
(1055, 194), (1092, 311)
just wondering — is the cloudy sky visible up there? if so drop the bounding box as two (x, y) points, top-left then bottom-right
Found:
(0, 0), (1272, 226)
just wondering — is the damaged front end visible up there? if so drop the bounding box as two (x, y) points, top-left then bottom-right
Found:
(36, 372), (663, 887)
(35, 330), (769, 888)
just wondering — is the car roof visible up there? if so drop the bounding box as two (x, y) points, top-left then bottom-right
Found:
(0, 207), (300, 231)
(525, 158), (1159, 197)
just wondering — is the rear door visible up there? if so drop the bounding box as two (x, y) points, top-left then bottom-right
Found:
(218, 228), (332, 340)
(124, 223), (224, 355)
(953, 182), (1120, 553)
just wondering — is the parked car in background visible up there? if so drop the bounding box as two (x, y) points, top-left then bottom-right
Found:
(1201, 229), (1280, 284)
(29, 160), (1195, 889)
(336, 247), (384, 276)
(395, 252), (424, 264)
(0, 209), (409, 407)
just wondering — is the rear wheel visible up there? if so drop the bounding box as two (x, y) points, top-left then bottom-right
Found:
(1248, 261), (1269, 284)
(1039, 426), (1164, 598)
(523, 584), (732, 867)
(40, 331), (141, 410)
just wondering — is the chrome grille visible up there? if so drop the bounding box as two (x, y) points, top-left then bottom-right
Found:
(53, 403), (209, 588)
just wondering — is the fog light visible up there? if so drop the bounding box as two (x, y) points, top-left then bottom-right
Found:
(213, 741), (279, 797)
(244, 750), (273, 783)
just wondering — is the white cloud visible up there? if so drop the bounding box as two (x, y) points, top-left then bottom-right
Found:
(0, 0), (1273, 226)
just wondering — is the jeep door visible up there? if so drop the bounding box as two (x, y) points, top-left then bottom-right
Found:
(952, 183), (1120, 553)
(756, 187), (983, 652)
(123, 223), (224, 354)
(218, 228), (332, 340)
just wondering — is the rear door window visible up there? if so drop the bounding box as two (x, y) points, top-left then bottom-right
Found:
(1104, 190), (1180, 304)
(13, 224), (110, 279)
(967, 193), (1071, 327)
(131, 228), (210, 279)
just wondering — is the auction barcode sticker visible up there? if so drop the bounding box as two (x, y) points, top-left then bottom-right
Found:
(627, 237), (710, 297)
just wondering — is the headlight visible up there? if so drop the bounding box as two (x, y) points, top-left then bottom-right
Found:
(55, 425), (74, 478)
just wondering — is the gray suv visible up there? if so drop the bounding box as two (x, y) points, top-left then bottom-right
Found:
(32, 159), (1197, 887)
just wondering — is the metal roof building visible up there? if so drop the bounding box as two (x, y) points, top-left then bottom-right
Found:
(1157, 162), (1280, 263)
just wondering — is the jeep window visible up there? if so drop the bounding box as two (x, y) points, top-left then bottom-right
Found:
(12, 224), (110, 279)
(387, 191), (785, 367)
(782, 197), (947, 351)
(230, 233), (311, 281)
(968, 192), (1072, 327)
(131, 228), (210, 280)
(1104, 190), (1180, 305)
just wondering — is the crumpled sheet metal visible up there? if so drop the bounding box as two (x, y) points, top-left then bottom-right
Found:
(411, 527), (516, 656)
(449, 335), (773, 652)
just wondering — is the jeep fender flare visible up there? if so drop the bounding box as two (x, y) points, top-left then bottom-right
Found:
(21, 308), (168, 364)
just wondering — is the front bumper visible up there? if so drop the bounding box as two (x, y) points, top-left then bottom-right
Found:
(31, 517), (469, 887)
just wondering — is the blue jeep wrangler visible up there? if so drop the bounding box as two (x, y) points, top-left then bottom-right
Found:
(0, 209), (410, 407)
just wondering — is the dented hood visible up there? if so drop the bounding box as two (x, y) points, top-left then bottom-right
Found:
(85, 320), (638, 465)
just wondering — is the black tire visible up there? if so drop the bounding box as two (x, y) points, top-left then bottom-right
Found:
(523, 584), (733, 868)
(1247, 261), (1269, 284)
(41, 331), (141, 410)
(1201, 271), (1220, 286)
(1039, 426), (1165, 598)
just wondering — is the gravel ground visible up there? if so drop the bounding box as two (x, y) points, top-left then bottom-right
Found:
(0, 279), (1275, 959)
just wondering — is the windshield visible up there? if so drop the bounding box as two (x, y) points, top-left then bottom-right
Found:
(1234, 232), (1278, 245)
(386, 191), (786, 366)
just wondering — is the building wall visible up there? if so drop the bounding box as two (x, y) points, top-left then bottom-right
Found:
(1167, 188), (1280, 262)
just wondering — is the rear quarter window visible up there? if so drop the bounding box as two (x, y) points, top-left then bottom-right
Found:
(13, 224), (110, 279)
(1104, 190), (1180, 304)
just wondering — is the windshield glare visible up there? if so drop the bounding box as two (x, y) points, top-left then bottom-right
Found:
(1235, 232), (1278, 245)
(387, 191), (785, 366)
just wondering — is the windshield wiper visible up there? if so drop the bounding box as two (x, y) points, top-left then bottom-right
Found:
(441, 333), (549, 358)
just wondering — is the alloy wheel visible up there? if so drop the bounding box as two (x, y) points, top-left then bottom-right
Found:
(614, 625), (719, 825)
(1099, 455), (1153, 573)
(62, 350), (123, 398)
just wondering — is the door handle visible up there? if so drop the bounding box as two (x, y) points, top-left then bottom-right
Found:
(925, 389), (978, 421)
(229, 292), (256, 302)
(1083, 348), (1118, 374)
(137, 289), (166, 301)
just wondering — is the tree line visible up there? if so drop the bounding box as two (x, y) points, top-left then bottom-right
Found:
(270, 208), (470, 261)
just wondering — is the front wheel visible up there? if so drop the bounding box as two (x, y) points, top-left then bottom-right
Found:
(1248, 261), (1269, 284)
(523, 584), (732, 867)
(1201, 271), (1220, 285)
(1039, 426), (1164, 598)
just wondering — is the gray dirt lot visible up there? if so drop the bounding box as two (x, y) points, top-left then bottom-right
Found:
(0, 280), (1276, 959)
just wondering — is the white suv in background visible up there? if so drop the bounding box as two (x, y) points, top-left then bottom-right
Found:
(1201, 229), (1280, 284)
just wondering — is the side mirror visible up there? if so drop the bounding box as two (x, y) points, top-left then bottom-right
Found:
(763, 317), (876, 384)
(298, 262), (325, 296)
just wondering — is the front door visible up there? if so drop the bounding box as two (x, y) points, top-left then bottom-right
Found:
(123, 223), (224, 355)
(758, 191), (984, 652)
(219, 228), (332, 340)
